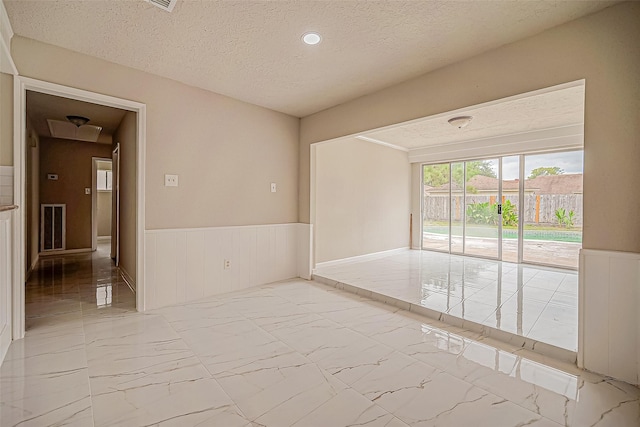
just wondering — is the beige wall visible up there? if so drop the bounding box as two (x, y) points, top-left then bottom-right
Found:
(12, 36), (300, 230)
(113, 111), (136, 283)
(39, 137), (111, 250)
(299, 2), (640, 254)
(0, 72), (11, 166)
(97, 191), (111, 237)
(315, 138), (410, 263)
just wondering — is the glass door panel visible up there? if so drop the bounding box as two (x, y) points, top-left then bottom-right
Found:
(420, 152), (581, 269)
(422, 163), (450, 251)
(450, 162), (464, 253)
(501, 156), (520, 263)
(464, 159), (499, 259)
(522, 151), (583, 268)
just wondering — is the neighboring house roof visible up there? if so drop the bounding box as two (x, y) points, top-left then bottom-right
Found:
(425, 173), (583, 194)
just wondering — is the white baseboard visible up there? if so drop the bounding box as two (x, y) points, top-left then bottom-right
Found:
(119, 267), (135, 293)
(26, 254), (39, 280)
(39, 248), (93, 257)
(315, 247), (410, 269)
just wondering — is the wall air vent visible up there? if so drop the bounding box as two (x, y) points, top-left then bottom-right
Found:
(146, 0), (177, 12)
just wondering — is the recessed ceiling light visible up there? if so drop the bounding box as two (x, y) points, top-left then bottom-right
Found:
(302, 32), (322, 45)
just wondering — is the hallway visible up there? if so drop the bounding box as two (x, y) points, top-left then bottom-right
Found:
(25, 241), (136, 325)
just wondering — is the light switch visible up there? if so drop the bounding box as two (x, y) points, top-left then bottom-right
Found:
(85, 188), (91, 195)
(271, 183), (277, 193)
(165, 174), (179, 187)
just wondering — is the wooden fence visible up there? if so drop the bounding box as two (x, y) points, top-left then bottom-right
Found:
(423, 194), (583, 225)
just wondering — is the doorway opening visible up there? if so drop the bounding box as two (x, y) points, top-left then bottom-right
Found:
(13, 76), (146, 340)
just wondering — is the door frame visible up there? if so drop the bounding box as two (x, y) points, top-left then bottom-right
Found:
(111, 144), (120, 266)
(91, 157), (112, 252)
(13, 76), (147, 339)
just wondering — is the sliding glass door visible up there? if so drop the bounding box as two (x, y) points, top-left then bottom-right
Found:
(421, 150), (583, 268)
(451, 162), (464, 253)
(422, 158), (502, 260)
(422, 163), (450, 251)
(463, 159), (500, 259)
(522, 151), (583, 268)
(501, 156), (520, 263)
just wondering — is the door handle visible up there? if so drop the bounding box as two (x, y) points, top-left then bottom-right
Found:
(497, 204), (502, 215)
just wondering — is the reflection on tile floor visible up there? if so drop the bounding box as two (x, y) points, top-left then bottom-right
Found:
(3, 245), (638, 426)
(314, 250), (578, 352)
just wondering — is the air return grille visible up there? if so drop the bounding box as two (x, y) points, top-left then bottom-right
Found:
(147, 0), (177, 12)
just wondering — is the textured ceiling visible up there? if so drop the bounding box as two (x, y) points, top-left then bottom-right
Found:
(6, 0), (616, 117)
(363, 84), (585, 149)
(27, 91), (127, 141)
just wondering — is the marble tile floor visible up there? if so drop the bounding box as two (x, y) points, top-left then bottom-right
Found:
(1, 248), (639, 426)
(314, 250), (578, 353)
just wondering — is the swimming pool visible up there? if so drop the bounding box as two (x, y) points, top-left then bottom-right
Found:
(423, 225), (582, 243)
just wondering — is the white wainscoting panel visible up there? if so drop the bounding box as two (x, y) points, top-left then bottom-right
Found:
(0, 210), (13, 365)
(580, 249), (640, 385)
(297, 223), (313, 280)
(145, 223), (306, 310)
(0, 166), (14, 206)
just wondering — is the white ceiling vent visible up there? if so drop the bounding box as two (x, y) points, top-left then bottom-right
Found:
(146, 0), (177, 12)
(47, 119), (103, 143)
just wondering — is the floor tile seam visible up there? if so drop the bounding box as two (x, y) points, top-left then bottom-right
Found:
(378, 368), (553, 426)
(154, 309), (254, 424)
(313, 276), (577, 369)
(168, 307), (365, 425)
(79, 300), (98, 427)
(305, 281), (492, 384)
(524, 297), (554, 336)
(316, 275), (506, 340)
(231, 302), (422, 425)
(208, 286), (422, 424)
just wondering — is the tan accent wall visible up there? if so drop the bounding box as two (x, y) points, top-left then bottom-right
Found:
(112, 111), (136, 284)
(300, 2), (640, 253)
(11, 36), (300, 230)
(39, 137), (111, 250)
(97, 191), (111, 237)
(0, 72), (11, 166)
(315, 138), (410, 263)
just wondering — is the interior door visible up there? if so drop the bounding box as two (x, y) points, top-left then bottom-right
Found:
(111, 144), (120, 265)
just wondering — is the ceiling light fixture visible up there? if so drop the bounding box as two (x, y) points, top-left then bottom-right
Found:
(302, 32), (322, 45)
(66, 115), (90, 127)
(447, 116), (473, 129)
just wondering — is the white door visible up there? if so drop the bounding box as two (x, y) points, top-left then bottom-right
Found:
(0, 210), (13, 364)
(111, 145), (120, 265)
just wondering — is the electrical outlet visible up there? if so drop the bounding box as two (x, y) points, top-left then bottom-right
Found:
(270, 182), (277, 193)
(165, 174), (179, 187)
(224, 259), (231, 270)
